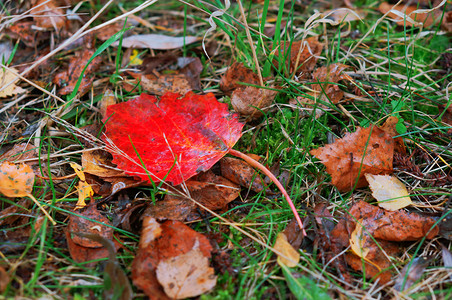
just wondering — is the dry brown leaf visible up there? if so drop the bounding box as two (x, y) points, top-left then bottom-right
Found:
(127, 57), (202, 96)
(144, 171), (239, 221)
(231, 86), (277, 120)
(365, 174), (412, 211)
(67, 205), (114, 249)
(378, 2), (440, 27)
(187, 171), (240, 210)
(99, 90), (117, 120)
(311, 63), (351, 104)
(220, 157), (267, 193)
(310, 126), (394, 192)
(331, 201), (439, 243)
(0, 67), (25, 98)
(53, 48), (102, 96)
(0, 266), (9, 293)
(65, 231), (121, 268)
(296, 63), (351, 117)
(156, 245), (217, 299)
(132, 217), (215, 299)
(0, 143), (38, 163)
(144, 195), (195, 222)
(330, 200), (440, 283)
(393, 257), (431, 291)
(81, 150), (125, 178)
(219, 62), (261, 95)
(276, 36), (323, 76)
(281, 217), (305, 250)
(379, 116), (406, 154)
(273, 232), (300, 267)
(66, 204), (117, 267)
(32, 0), (67, 30)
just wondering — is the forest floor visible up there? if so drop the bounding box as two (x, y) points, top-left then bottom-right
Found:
(0, 0), (451, 299)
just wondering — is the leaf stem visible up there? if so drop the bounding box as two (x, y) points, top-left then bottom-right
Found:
(228, 149), (306, 236)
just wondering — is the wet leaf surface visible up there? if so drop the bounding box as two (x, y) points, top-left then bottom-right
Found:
(67, 205), (113, 248)
(330, 201), (440, 283)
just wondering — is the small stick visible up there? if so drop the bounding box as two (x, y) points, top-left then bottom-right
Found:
(228, 149), (306, 236)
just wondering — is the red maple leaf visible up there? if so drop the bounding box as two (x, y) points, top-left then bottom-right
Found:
(102, 92), (244, 185)
(103, 91), (306, 234)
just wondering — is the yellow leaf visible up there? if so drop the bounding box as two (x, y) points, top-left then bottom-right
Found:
(0, 161), (55, 224)
(0, 67), (26, 98)
(129, 49), (143, 65)
(70, 162), (94, 209)
(350, 219), (370, 259)
(0, 161), (34, 197)
(70, 162), (86, 181)
(365, 174), (412, 211)
(273, 232), (300, 267)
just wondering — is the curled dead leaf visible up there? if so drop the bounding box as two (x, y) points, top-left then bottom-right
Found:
(393, 257), (432, 291)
